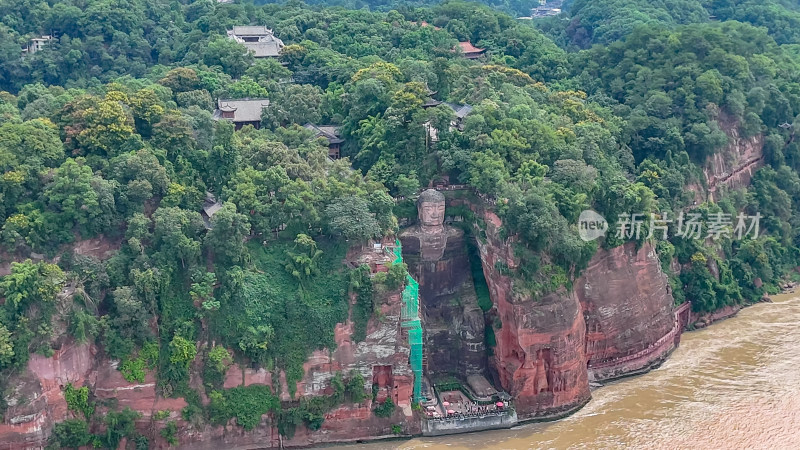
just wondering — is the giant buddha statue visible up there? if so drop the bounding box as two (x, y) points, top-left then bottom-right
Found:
(399, 189), (486, 377)
(417, 189), (446, 235)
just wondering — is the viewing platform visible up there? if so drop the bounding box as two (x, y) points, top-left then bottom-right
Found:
(420, 375), (517, 436)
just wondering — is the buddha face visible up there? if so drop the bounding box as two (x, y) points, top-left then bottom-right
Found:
(419, 200), (445, 227)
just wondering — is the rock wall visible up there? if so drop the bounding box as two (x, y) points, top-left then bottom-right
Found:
(294, 290), (414, 410)
(475, 209), (590, 420)
(468, 201), (683, 418)
(576, 242), (677, 381)
(0, 283), (416, 449)
(400, 227), (487, 377)
(698, 113), (764, 202)
(0, 343), (93, 449)
(178, 286), (418, 449)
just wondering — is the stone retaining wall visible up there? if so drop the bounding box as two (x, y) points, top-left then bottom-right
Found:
(422, 410), (518, 436)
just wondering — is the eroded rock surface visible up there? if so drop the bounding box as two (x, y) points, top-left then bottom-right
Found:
(476, 208), (590, 419)
(577, 242), (676, 381)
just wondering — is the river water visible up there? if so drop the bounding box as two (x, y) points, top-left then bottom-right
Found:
(347, 293), (800, 449)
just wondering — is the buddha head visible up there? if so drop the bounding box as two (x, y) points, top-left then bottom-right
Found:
(417, 189), (446, 233)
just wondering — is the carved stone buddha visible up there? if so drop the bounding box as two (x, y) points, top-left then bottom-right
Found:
(399, 189), (487, 377)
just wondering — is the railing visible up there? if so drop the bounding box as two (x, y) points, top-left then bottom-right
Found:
(425, 410), (510, 422)
(588, 303), (691, 370)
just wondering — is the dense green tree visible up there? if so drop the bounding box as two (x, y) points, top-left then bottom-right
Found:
(261, 84), (323, 129)
(203, 37), (254, 78)
(204, 202), (251, 266)
(326, 195), (381, 242)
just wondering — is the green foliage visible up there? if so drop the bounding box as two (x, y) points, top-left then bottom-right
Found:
(284, 234), (323, 286)
(102, 408), (142, 450)
(208, 385), (279, 430)
(326, 196), (382, 242)
(0, 260), (64, 372)
(203, 345), (233, 391)
(160, 420), (178, 446)
(207, 346), (233, 374)
(169, 335), (197, 368)
(119, 341), (159, 383)
(153, 410), (170, 421)
(203, 37), (254, 79)
(0, 260), (64, 312)
(373, 262), (407, 292)
(350, 265), (374, 343)
(190, 271), (218, 312)
(213, 240), (349, 389)
(64, 384), (93, 420)
(48, 419), (91, 450)
(373, 397), (395, 418)
(3, 0), (800, 442)
(566, 0), (709, 47)
(345, 370), (367, 403)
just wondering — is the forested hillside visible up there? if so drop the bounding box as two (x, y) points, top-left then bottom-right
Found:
(1, 0), (800, 447)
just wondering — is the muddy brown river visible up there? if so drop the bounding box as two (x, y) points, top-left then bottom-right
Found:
(345, 294), (800, 449)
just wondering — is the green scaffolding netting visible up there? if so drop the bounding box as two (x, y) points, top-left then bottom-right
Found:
(394, 239), (423, 401)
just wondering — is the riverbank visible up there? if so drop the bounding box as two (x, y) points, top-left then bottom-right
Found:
(339, 292), (800, 449)
(284, 293), (787, 450)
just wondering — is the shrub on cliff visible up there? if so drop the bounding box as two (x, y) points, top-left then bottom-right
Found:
(64, 384), (93, 420)
(209, 385), (280, 430)
(48, 419), (92, 450)
(345, 371), (367, 403)
(373, 397), (396, 418)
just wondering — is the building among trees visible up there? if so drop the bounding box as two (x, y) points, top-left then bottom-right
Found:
(21, 35), (53, 56)
(304, 123), (344, 159)
(227, 26), (284, 58)
(213, 98), (270, 129)
(455, 42), (486, 59)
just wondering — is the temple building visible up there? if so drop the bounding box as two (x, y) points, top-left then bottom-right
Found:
(304, 123), (344, 159)
(455, 41), (486, 59)
(424, 102), (473, 143)
(212, 98), (269, 130)
(227, 26), (284, 58)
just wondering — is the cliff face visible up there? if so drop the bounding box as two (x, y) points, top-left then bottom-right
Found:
(182, 289), (416, 449)
(576, 242), (677, 381)
(0, 282), (414, 449)
(471, 204), (682, 416)
(0, 343), (93, 449)
(691, 114), (764, 202)
(476, 210), (590, 419)
(400, 227), (487, 377)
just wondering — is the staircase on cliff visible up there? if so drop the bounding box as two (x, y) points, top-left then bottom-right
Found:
(392, 239), (424, 402)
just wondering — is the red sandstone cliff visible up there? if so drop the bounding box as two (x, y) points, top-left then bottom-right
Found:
(688, 113), (764, 203)
(0, 343), (93, 450)
(471, 203), (682, 416)
(0, 280), (414, 449)
(476, 209), (590, 419)
(577, 242), (678, 381)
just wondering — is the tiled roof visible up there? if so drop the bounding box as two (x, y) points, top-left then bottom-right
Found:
(231, 26), (271, 36)
(213, 98), (270, 123)
(444, 102), (473, 118)
(244, 40), (282, 58)
(304, 123), (344, 144)
(457, 41), (485, 54)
